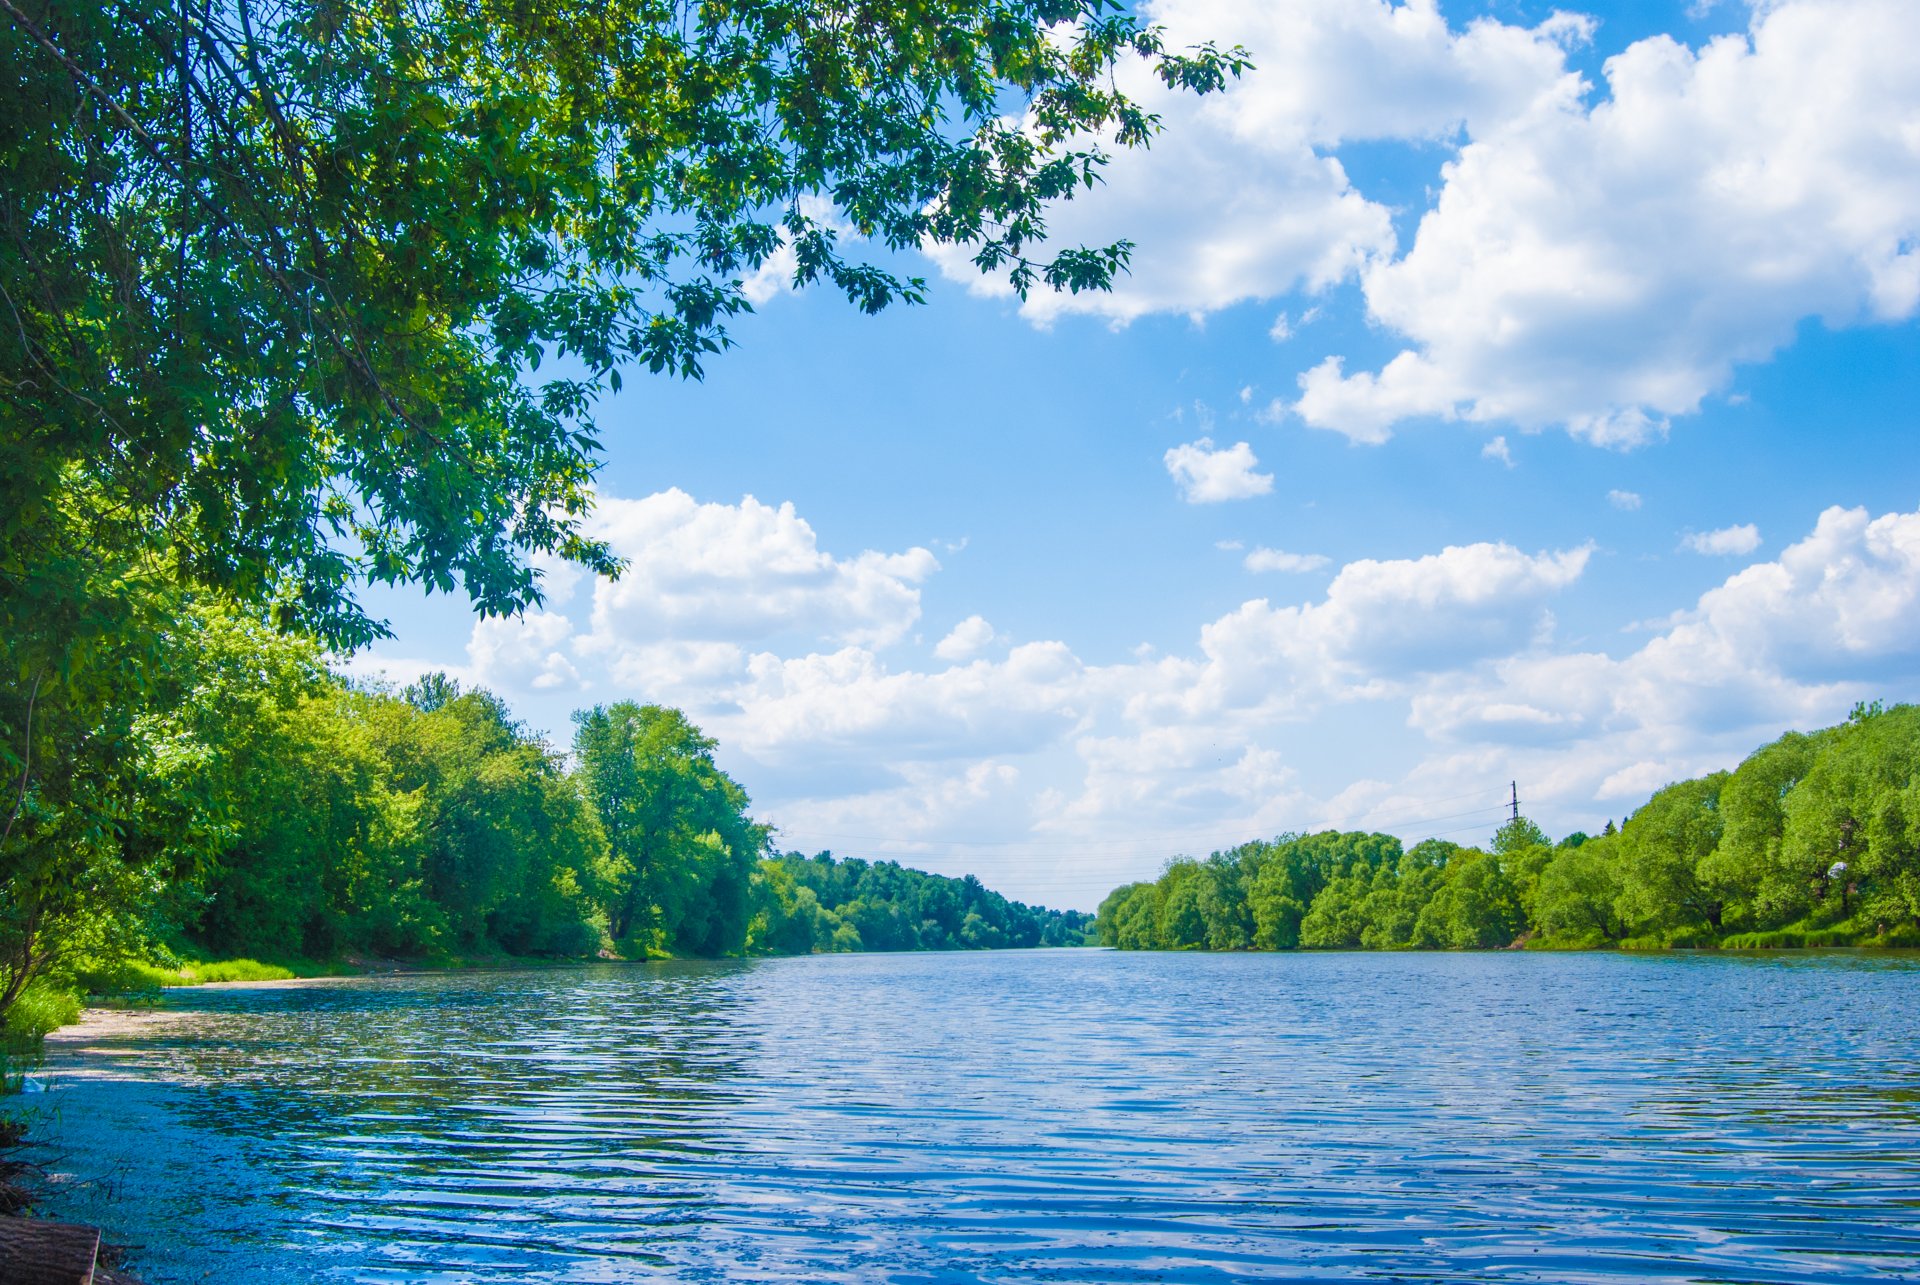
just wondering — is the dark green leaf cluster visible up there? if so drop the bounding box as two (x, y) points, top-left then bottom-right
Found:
(1095, 706), (1920, 953)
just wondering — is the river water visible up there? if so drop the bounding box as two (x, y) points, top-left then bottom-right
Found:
(27, 949), (1920, 1283)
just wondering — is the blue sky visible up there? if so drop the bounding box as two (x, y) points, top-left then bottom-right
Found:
(357, 0), (1920, 909)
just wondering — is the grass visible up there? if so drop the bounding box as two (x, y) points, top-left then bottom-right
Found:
(0, 981), (83, 1093)
(177, 958), (296, 984)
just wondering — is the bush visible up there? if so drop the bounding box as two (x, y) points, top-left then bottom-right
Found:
(1867, 924), (1920, 948)
(4, 984), (81, 1045)
(0, 982), (83, 1091)
(74, 959), (185, 996)
(1528, 930), (1612, 950)
(1663, 926), (1719, 950)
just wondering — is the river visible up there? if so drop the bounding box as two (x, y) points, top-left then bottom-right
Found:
(26, 949), (1920, 1282)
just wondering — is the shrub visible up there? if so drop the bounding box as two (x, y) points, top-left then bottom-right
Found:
(74, 959), (185, 996)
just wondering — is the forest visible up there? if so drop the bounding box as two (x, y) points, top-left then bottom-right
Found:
(1096, 703), (1920, 953)
(0, 599), (1089, 1045)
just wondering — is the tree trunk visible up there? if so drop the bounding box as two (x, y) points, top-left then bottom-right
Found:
(0, 1219), (102, 1284)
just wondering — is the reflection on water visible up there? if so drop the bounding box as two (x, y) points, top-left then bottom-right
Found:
(31, 951), (1920, 1283)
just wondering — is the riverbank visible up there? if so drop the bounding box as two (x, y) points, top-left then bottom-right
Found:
(3, 976), (370, 1284)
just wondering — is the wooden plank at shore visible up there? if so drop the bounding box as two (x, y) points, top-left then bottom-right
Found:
(0, 1219), (100, 1285)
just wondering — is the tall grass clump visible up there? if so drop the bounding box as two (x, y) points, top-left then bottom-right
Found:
(0, 982), (82, 1092)
(181, 959), (294, 984)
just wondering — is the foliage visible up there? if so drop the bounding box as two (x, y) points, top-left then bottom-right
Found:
(181, 958), (297, 984)
(1096, 705), (1920, 953)
(572, 702), (764, 957)
(2, 0), (1245, 651)
(756, 852), (1093, 954)
(0, 0), (1237, 1025)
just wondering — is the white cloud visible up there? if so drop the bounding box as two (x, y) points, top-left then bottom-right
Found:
(934, 615), (1000, 662)
(1296, 0), (1920, 444)
(753, 507), (1920, 902)
(581, 489), (937, 656)
(1411, 505), (1920, 804)
(1482, 435), (1515, 467)
(927, 0), (1589, 326)
(1608, 489), (1643, 511)
(1681, 523), (1761, 556)
(1164, 437), (1274, 503)
(468, 610), (581, 693)
(732, 642), (1088, 768)
(1244, 547), (1330, 573)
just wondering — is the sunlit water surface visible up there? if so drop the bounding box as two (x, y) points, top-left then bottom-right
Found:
(29, 950), (1920, 1282)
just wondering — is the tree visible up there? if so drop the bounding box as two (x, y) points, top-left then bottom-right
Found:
(1706, 730), (1829, 924)
(1492, 814), (1554, 925)
(1780, 705), (1920, 930)
(1533, 839), (1627, 944)
(571, 702), (766, 956)
(1413, 849), (1522, 950)
(1614, 774), (1730, 935)
(2, 0), (1247, 652)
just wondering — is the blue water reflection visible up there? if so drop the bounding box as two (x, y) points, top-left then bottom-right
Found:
(33, 950), (1920, 1282)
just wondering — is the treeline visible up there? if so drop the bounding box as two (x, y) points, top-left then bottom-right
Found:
(0, 603), (1085, 1022)
(760, 854), (1092, 954)
(1097, 704), (1920, 952)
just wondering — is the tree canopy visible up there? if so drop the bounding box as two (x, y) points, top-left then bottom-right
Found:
(1096, 705), (1920, 954)
(2, 0), (1246, 650)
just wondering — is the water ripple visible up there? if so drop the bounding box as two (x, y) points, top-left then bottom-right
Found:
(30, 950), (1920, 1282)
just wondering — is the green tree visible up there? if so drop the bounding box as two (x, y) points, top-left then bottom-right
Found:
(1614, 774), (1730, 935)
(1533, 839), (1627, 944)
(1413, 850), (1521, 950)
(571, 702), (766, 956)
(1780, 705), (1920, 930)
(1706, 730), (1828, 925)
(3, 0), (1247, 653)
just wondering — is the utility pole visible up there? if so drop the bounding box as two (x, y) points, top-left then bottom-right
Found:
(1509, 781), (1520, 823)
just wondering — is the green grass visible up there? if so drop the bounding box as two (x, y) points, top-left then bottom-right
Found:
(178, 958), (296, 984)
(0, 981), (83, 1093)
(1720, 926), (1861, 949)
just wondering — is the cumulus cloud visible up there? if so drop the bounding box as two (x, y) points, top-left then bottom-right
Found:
(1296, 0), (1920, 444)
(1681, 523), (1762, 556)
(927, 0), (1588, 326)
(1482, 435), (1515, 467)
(468, 611), (581, 693)
(1411, 504), (1920, 802)
(361, 486), (1920, 906)
(1608, 489), (1643, 511)
(934, 615), (1000, 662)
(1244, 547), (1331, 573)
(580, 489), (937, 656)
(1164, 437), (1274, 502)
(732, 642), (1088, 768)
(925, 0), (1919, 452)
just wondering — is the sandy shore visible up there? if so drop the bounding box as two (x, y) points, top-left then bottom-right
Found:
(41, 975), (374, 1073)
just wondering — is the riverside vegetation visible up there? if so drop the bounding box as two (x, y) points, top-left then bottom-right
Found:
(1096, 702), (1920, 954)
(0, 0), (1241, 1080)
(0, 603), (1090, 1076)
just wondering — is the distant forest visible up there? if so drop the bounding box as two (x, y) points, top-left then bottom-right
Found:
(1097, 704), (1920, 953)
